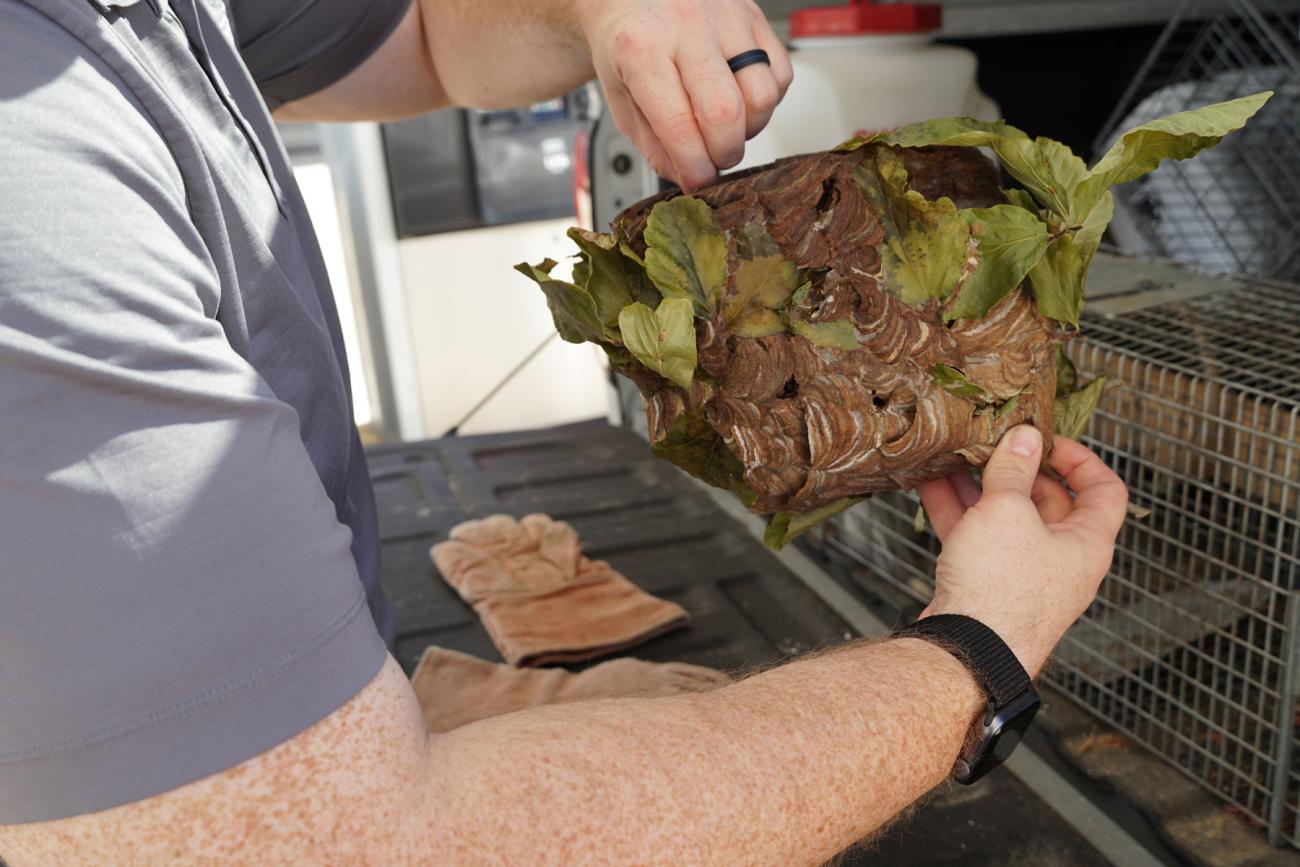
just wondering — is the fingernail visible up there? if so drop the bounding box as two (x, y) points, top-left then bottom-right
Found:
(1009, 425), (1042, 457)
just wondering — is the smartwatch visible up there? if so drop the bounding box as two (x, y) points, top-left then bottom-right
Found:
(893, 614), (1040, 785)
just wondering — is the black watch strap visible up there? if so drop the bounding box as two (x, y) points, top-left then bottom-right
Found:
(894, 614), (1040, 784)
(893, 614), (1031, 706)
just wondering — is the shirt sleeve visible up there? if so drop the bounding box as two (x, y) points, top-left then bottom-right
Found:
(228, 0), (414, 109)
(0, 5), (387, 823)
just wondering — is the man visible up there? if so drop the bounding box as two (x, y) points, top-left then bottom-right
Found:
(0, 0), (1128, 863)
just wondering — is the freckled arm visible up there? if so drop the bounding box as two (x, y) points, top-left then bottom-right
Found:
(1, 642), (982, 866)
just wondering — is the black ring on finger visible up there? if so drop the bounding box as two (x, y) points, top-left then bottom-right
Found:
(726, 49), (771, 75)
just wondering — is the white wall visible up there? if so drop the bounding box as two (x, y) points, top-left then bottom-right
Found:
(293, 162), (375, 426)
(397, 219), (610, 437)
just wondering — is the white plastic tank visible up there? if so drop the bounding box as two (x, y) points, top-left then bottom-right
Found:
(739, 1), (999, 169)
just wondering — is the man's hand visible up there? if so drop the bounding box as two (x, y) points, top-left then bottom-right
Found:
(580, 0), (793, 191)
(918, 427), (1129, 676)
(274, 0), (792, 191)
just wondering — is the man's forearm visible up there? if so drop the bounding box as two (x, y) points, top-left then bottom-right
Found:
(0, 639), (986, 867)
(421, 637), (984, 864)
(418, 0), (596, 109)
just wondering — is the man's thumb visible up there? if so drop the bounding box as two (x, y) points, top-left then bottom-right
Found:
(980, 425), (1043, 498)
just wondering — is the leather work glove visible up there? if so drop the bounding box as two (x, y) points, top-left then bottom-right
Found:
(431, 514), (690, 666)
(410, 646), (730, 733)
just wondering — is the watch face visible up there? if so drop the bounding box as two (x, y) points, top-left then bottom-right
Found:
(989, 711), (1035, 765)
(956, 691), (1041, 784)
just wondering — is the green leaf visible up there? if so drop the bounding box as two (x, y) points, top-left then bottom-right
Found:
(619, 238), (646, 267)
(732, 310), (787, 338)
(993, 393), (1022, 419)
(1073, 92), (1272, 220)
(652, 409), (757, 506)
(1027, 187), (1112, 326)
(1056, 347), (1078, 398)
(572, 255), (592, 292)
(568, 229), (660, 330)
(1028, 236), (1086, 326)
(1037, 137), (1089, 194)
(881, 116), (1008, 149)
(1054, 376), (1107, 440)
(602, 345), (673, 394)
(947, 205), (1051, 321)
(723, 255), (802, 331)
(836, 98), (1268, 328)
(790, 318), (860, 350)
(853, 148), (968, 304)
(764, 497), (867, 550)
(1004, 187), (1040, 214)
(878, 119), (1077, 220)
(643, 197), (729, 317)
(832, 131), (888, 152)
(515, 259), (605, 345)
(618, 299), (697, 391)
(931, 364), (990, 402)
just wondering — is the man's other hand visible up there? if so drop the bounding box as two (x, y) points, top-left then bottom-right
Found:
(582, 0), (793, 192)
(917, 427), (1129, 676)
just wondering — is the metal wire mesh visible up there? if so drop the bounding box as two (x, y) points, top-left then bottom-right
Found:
(817, 275), (1300, 846)
(1099, 0), (1300, 280)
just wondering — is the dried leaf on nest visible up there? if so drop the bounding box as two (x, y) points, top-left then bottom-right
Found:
(651, 409), (757, 508)
(951, 205), (1052, 322)
(853, 147), (968, 305)
(723, 254), (803, 338)
(1055, 377), (1108, 440)
(765, 497), (867, 550)
(513, 259), (607, 345)
(618, 299), (696, 391)
(643, 197), (728, 317)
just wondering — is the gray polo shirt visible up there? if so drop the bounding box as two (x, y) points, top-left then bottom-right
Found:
(1, 0), (409, 822)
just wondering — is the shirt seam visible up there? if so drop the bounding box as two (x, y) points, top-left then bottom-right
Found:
(0, 587), (369, 764)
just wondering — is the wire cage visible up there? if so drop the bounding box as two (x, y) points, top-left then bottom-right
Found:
(1100, 0), (1300, 280)
(817, 271), (1300, 846)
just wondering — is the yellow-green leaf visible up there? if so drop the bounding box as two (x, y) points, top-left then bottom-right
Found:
(791, 318), (860, 350)
(879, 118), (1077, 220)
(1073, 92), (1272, 222)
(833, 131), (888, 152)
(854, 148), (968, 304)
(1036, 136), (1089, 194)
(947, 205), (1051, 321)
(644, 197), (729, 317)
(515, 259), (605, 345)
(723, 255), (801, 327)
(1028, 188), (1112, 326)
(732, 309), (787, 338)
(765, 497), (867, 550)
(931, 364), (990, 402)
(1055, 376), (1107, 440)
(1029, 235), (1086, 326)
(618, 298), (697, 390)
(1004, 187), (1041, 214)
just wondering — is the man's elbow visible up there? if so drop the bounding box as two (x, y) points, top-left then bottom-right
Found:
(0, 657), (451, 866)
